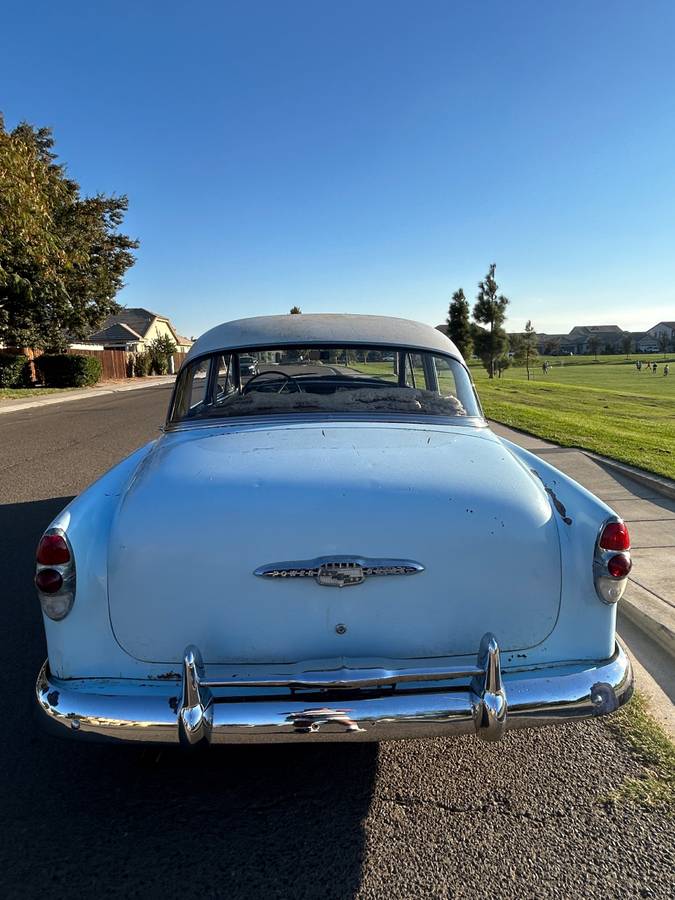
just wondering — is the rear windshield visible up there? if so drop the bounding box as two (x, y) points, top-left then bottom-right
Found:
(169, 345), (482, 424)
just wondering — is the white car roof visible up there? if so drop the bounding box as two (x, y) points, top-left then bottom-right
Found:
(186, 314), (462, 362)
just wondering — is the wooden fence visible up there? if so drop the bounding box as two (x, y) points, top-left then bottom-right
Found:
(69, 348), (129, 380)
(6, 347), (189, 383)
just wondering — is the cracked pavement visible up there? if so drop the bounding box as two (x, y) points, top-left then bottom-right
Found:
(1, 386), (673, 899)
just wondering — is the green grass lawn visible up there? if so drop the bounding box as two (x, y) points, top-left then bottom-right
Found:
(472, 360), (675, 480)
(0, 387), (73, 401)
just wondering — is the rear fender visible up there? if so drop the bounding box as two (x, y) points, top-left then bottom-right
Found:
(502, 439), (617, 661)
(41, 442), (158, 679)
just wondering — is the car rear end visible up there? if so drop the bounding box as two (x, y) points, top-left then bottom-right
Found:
(34, 317), (633, 745)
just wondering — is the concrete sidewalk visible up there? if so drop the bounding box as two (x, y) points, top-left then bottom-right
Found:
(0, 375), (176, 416)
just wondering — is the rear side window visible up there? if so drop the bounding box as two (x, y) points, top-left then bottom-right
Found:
(172, 357), (211, 419)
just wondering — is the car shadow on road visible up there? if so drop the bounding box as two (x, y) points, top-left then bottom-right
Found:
(1, 497), (377, 899)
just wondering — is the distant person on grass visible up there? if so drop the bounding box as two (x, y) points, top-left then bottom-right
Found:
(665, 364), (670, 377)
(653, 362), (658, 374)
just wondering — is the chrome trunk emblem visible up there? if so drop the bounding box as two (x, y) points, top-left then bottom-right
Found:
(254, 556), (424, 587)
(317, 562), (365, 588)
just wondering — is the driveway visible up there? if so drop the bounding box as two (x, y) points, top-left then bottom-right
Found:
(1, 389), (673, 898)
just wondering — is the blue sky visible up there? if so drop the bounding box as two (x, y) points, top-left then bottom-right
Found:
(2, 1), (675, 338)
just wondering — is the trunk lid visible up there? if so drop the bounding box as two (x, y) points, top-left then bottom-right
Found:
(108, 423), (561, 664)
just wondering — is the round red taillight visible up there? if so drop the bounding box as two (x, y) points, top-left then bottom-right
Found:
(607, 554), (632, 578)
(35, 568), (64, 594)
(36, 534), (70, 566)
(599, 522), (630, 552)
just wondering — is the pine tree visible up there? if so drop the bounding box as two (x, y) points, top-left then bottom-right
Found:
(472, 264), (509, 378)
(446, 289), (473, 359)
(513, 320), (539, 380)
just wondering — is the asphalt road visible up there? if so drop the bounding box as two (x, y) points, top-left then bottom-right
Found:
(1, 386), (673, 899)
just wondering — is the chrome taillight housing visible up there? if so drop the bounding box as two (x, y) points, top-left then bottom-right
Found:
(35, 528), (76, 620)
(594, 518), (631, 604)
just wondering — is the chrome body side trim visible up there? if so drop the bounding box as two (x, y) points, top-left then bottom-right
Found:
(35, 637), (633, 745)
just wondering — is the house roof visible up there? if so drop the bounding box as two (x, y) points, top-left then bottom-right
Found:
(568, 324), (624, 336)
(651, 321), (675, 330)
(87, 307), (184, 344)
(187, 314), (461, 362)
(88, 322), (144, 343)
(101, 308), (159, 338)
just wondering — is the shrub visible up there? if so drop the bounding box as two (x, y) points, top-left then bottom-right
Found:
(0, 353), (31, 388)
(151, 354), (168, 375)
(148, 335), (177, 376)
(38, 354), (102, 387)
(133, 352), (152, 377)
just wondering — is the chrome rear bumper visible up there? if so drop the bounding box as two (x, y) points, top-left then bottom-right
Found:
(35, 634), (633, 745)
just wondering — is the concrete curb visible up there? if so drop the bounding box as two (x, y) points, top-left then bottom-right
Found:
(0, 377), (175, 416)
(621, 581), (675, 661)
(583, 451), (675, 502)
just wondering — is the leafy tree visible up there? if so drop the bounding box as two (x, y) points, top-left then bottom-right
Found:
(148, 334), (177, 375)
(133, 352), (151, 377)
(621, 334), (632, 358)
(289, 306), (301, 314)
(0, 116), (138, 350)
(495, 355), (511, 378)
(446, 288), (473, 358)
(544, 339), (560, 357)
(587, 336), (600, 360)
(513, 320), (539, 380)
(472, 264), (509, 378)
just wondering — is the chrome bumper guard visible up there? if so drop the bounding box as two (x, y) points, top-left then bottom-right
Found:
(35, 633), (633, 745)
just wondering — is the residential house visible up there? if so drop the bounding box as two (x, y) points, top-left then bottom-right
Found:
(638, 321), (675, 352)
(627, 332), (647, 353)
(534, 333), (566, 355)
(88, 308), (193, 354)
(562, 325), (625, 355)
(440, 319), (675, 356)
(646, 321), (675, 341)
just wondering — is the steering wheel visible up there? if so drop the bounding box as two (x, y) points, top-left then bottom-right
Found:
(242, 370), (300, 394)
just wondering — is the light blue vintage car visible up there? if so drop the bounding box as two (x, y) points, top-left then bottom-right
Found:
(35, 314), (633, 745)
